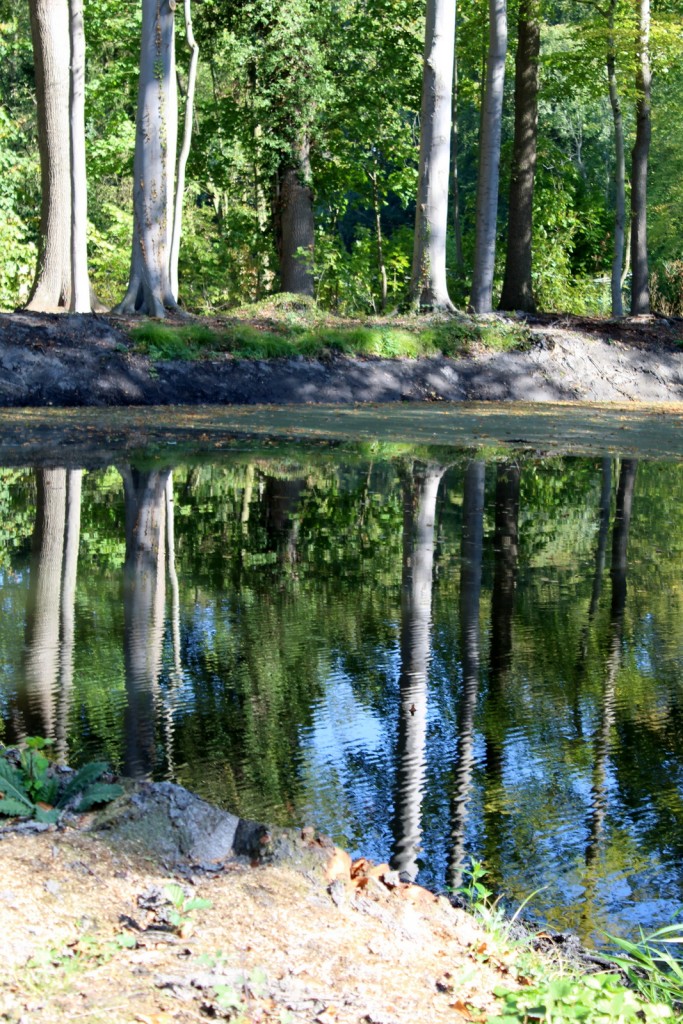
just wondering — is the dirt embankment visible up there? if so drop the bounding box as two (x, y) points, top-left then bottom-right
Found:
(0, 782), (524, 1024)
(1, 311), (683, 407)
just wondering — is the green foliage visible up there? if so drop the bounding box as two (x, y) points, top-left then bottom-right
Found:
(606, 923), (683, 1008)
(490, 973), (673, 1024)
(0, 742), (123, 824)
(163, 883), (213, 933)
(128, 312), (529, 361)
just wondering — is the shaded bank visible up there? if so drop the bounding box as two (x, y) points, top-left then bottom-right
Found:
(2, 311), (683, 406)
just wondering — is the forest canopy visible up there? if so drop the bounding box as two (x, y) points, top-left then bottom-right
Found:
(1, 0), (682, 319)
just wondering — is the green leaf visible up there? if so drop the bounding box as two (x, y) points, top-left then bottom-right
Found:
(74, 783), (124, 812)
(34, 806), (59, 824)
(57, 762), (109, 807)
(0, 759), (32, 809)
(0, 796), (32, 817)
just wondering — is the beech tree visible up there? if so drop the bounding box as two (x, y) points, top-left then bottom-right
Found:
(499, 0), (540, 312)
(410, 0), (456, 311)
(115, 0), (178, 316)
(470, 0), (507, 314)
(606, 0), (626, 317)
(27, 0), (90, 312)
(630, 0), (650, 314)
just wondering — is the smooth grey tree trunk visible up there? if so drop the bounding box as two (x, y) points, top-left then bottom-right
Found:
(451, 17), (464, 273)
(607, 6), (626, 317)
(170, 0), (199, 303)
(121, 467), (170, 779)
(448, 461), (485, 889)
(470, 0), (508, 313)
(27, 0), (72, 311)
(275, 139), (315, 297)
(69, 0), (90, 312)
(411, 0), (456, 311)
(630, 0), (651, 314)
(390, 462), (445, 881)
(55, 469), (82, 763)
(116, 0), (178, 316)
(499, 0), (539, 312)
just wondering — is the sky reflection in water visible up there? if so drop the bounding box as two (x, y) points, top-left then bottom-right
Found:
(1, 451), (682, 948)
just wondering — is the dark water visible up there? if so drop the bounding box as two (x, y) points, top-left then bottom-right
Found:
(1, 448), (683, 947)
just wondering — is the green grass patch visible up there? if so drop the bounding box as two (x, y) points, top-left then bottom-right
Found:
(128, 312), (530, 362)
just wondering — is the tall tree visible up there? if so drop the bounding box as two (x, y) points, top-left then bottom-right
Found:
(630, 0), (651, 314)
(115, 0), (178, 316)
(499, 0), (540, 312)
(410, 0), (456, 311)
(470, 0), (507, 313)
(26, 0), (91, 313)
(606, 0), (626, 317)
(274, 138), (315, 297)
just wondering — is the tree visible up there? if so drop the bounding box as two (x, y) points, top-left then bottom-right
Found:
(606, 0), (627, 317)
(25, 0), (91, 313)
(629, 0), (650, 314)
(410, 0), (456, 311)
(499, 0), (540, 312)
(469, 0), (507, 313)
(115, 0), (179, 316)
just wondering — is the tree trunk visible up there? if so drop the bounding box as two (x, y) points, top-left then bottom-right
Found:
(607, 6), (625, 318)
(390, 462), (445, 881)
(470, 0), (508, 313)
(410, 0), (456, 311)
(115, 0), (178, 316)
(27, 0), (72, 311)
(69, 0), (90, 312)
(170, 0), (199, 303)
(451, 18), (464, 273)
(121, 467), (170, 778)
(55, 469), (82, 763)
(499, 0), (539, 312)
(630, 0), (651, 314)
(370, 169), (388, 311)
(448, 460), (485, 889)
(275, 138), (315, 297)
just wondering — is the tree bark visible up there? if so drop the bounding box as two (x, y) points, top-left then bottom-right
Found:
(27, 0), (72, 311)
(274, 138), (315, 297)
(607, 5), (625, 317)
(69, 0), (90, 312)
(470, 0), (508, 313)
(170, 0), (199, 303)
(451, 19), (464, 273)
(630, 0), (651, 314)
(115, 0), (178, 316)
(499, 0), (539, 313)
(390, 462), (445, 881)
(410, 0), (456, 311)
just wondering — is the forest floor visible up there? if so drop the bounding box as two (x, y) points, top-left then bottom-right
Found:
(0, 782), (604, 1024)
(1, 305), (683, 407)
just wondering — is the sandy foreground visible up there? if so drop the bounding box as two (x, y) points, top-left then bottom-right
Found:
(0, 821), (525, 1024)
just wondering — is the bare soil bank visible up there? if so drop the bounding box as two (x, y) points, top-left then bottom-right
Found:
(1, 311), (683, 407)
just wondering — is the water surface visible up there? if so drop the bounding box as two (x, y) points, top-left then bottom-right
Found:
(1, 418), (683, 947)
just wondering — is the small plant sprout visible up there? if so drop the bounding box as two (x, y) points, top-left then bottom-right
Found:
(163, 882), (212, 938)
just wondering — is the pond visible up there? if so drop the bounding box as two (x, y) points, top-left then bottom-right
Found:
(1, 404), (683, 950)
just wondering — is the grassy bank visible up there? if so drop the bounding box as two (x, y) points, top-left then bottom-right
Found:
(126, 296), (531, 362)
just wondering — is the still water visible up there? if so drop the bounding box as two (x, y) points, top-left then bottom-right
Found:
(1, 444), (682, 947)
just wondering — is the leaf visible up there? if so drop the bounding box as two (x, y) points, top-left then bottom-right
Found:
(0, 759), (32, 809)
(163, 883), (186, 909)
(183, 897), (212, 913)
(57, 763), (111, 807)
(0, 796), (31, 818)
(74, 783), (124, 812)
(34, 806), (59, 824)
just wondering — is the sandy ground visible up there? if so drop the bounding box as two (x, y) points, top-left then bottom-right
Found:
(1, 311), (683, 407)
(0, 824), (520, 1024)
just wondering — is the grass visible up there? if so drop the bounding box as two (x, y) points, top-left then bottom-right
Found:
(126, 299), (530, 362)
(452, 861), (681, 1024)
